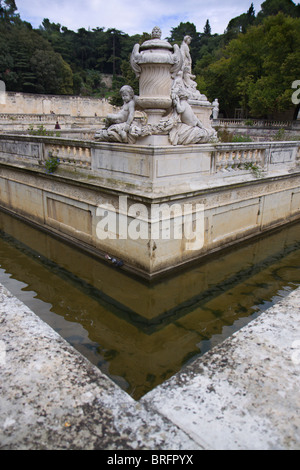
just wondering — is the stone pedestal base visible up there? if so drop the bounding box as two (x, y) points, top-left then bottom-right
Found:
(190, 100), (213, 130)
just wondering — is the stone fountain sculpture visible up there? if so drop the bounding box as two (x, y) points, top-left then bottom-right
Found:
(95, 27), (217, 145)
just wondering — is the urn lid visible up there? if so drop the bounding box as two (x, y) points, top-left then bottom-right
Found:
(140, 26), (173, 51)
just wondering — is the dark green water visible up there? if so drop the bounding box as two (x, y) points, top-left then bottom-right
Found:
(0, 210), (299, 399)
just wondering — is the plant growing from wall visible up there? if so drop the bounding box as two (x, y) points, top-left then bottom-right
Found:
(273, 128), (286, 141)
(217, 127), (252, 142)
(45, 151), (60, 174)
(27, 124), (61, 137)
(243, 162), (263, 178)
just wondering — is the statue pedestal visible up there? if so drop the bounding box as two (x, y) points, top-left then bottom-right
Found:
(135, 100), (216, 146)
(141, 108), (169, 126)
(137, 134), (170, 146)
(89, 139), (300, 278)
(190, 100), (213, 130)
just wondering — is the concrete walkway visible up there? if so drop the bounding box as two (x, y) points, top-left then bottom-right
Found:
(0, 282), (299, 450)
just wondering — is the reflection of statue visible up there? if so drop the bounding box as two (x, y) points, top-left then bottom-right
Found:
(212, 98), (219, 119)
(95, 86), (136, 143)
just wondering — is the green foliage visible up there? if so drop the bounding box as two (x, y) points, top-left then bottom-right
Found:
(196, 9), (300, 118)
(0, 3), (140, 96)
(226, 3), (256, 35)
(243, 162), (263, 177)
(167, 22), (202, 65)
(0, 0), (18, 23)
(232, 134), (253, 142)
(217, 127), (252, 142)
(273, 128), (286, 140)
(257, 0), (300, 21)
(109, 58), (139, 106)
(203, 20), (212, 36)
(27, 125), (61, 137)
(0, 17), (73, 94)
(39, 22), (139, 77)
(44, 151), (60, 174)
(1, 0), (300, 119)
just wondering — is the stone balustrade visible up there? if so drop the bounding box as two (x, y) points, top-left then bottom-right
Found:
(45, 142), (92, 169)
(0, 114), (106, 133)
(212, 141), (299, 175)
(0, 135), (92, 171)
(215, 118), (300, 129)
(0, 113), (69, 123)
(0, 135), (299, 188)
(214, 146), (265, 173)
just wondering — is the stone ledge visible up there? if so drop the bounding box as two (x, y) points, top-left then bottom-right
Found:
(141, 287), (300, 450)
(0, 283), (200, 450)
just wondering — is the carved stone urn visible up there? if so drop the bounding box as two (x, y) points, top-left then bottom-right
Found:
(130, 26), (182, 124)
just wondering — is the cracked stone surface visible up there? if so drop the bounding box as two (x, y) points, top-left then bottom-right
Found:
(0, 283), (200, 450)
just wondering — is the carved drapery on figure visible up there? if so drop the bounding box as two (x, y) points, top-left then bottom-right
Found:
(212, 98), (219, 120)
(95, 27), (216, 145)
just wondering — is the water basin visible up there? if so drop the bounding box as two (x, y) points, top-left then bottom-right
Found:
(0, 209), (299, 399)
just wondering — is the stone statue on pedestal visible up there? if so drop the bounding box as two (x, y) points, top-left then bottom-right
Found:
(95, 86), (140, 143)
(212, 98), (219, 120)
(180, 36), (193, 74)
(95, 27), (217, 145)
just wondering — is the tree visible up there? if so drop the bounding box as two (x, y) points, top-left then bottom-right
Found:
(204, 19), (211, 36)
(0, 0), (18, 22)
(30, 49), (73, 94)
(247, 2), (256, 21)
(0, 18), (74, 94)
(226, 3), (256, 35)
(257, 0), (300, 21)
(196, 13), (300, 117)
(167, 22), (202, 65)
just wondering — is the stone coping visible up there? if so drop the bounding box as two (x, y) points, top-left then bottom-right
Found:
(1, 131), (300, 148)
(0, 283), (197, 450)
(142, 287), (300, 450)
(0, 281), (299, 450)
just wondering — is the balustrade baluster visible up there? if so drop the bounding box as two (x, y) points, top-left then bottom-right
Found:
(240, 150), (245, 166)
(220, 152), (228, 171)
(227, 151), (234, 170)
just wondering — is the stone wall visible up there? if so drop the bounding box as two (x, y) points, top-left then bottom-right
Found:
(0, 91), (114, 117)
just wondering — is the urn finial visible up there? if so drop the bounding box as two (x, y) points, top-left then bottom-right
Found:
(151, 26), (162, 39)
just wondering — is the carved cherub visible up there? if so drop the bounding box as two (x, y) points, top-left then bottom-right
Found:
(95, 85), (136, 143)
(172, 89), (203, 128)
(106, 85), (135, 133)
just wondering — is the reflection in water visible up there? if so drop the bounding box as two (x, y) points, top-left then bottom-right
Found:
(0, 210), (299, 399)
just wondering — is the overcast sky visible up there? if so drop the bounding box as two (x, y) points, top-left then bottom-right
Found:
(16, 0), (265, 36)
